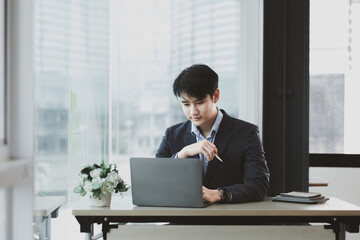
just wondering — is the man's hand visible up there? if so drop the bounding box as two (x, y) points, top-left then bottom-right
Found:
(202, 186), (221, 203)
(177, 140), (218, 160)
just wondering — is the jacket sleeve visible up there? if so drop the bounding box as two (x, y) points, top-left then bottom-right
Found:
(223, 126), (270, 203)
(155, 128), (177, 158)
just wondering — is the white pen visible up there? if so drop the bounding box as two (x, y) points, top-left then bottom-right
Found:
(215, 154), (223, 162)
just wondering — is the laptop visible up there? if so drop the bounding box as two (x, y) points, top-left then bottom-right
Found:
(130, 157), (210, 208)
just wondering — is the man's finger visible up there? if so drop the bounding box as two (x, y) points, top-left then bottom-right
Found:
(205, 141), (218, 155)
(205, 147), (215, 161)
(200, 145), (210, 160)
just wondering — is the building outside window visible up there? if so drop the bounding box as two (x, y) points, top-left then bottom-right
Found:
(310, 0), (360, 154)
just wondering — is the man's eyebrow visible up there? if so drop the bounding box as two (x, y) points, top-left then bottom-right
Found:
(181, 98), (204, 103)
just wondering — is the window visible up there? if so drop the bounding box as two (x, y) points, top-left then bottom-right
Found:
(34, 0), (109, 238)
(34, 0), (263, 238)
(34, 0), (110, 196)
(310, 0), (360, 155)
(110, 0), (263, 184)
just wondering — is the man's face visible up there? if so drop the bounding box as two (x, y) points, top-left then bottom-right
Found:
(180, 89), (219, 131)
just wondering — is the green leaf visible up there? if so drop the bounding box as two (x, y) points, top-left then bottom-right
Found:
(81, 167), (92, 175)
(100, 169), (107, 178)
(80, 188), (87, 196)
(93, 188), (101, 199)
(92, 182), (101, 190)
(100, 159), (106, 169)
(114, 180), (129, 193)
(73, 185), (83, 194)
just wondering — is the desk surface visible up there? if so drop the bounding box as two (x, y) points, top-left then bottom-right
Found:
(34, 196), (66, 216)
(72, 196), (360, 217)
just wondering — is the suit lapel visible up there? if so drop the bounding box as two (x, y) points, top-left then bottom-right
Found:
(203, 111), (233, 186)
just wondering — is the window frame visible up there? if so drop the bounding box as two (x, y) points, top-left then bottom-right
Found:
(0, 0), (5, 146)
(263, 0), (310, 196)
(263, 0), (360, 198)
(309, 154), (360, 167)
(3, 0), (35, 239)
(307, 0), (360, 168)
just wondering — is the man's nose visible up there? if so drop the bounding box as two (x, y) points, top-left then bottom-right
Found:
(190, 105), (198, 115)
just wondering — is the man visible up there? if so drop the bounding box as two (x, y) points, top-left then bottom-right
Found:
(156, 64), (270, 203)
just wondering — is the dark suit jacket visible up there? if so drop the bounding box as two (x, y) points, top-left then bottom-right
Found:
(155, 109), (270, 203)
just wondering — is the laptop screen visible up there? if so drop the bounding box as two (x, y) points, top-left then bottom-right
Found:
(130, 157), (206, 208)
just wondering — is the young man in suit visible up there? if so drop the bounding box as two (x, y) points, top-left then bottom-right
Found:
(156, 64), (270, 203)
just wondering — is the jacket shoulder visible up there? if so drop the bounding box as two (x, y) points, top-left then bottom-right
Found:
(166, 120), (191, 136)
(222, 111), (259, 133)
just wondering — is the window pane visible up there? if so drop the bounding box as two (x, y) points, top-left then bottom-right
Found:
(310, 0), (360, 153)
(34, 0), (109, 196)
(110, 0), (263, 183)
(34, 0), (109, 238)
(33, 0), (262, 238)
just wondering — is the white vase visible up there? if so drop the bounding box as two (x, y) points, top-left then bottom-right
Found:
(90, 193), (112, 207)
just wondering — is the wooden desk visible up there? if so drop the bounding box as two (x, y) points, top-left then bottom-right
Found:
(34, 196), (66, 240)
(72, 196), (360, 240)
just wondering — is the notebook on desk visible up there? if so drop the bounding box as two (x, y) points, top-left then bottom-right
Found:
(130, 157), (210, 208)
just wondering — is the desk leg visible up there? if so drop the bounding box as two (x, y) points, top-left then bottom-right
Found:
(75, 216), (97, 240)
(84, 223), (93, 240)
(45, 216), (51, 240)
(35, 216), (50, 240)
(332, 222), (346, 240)
(38, 217), (46, 240)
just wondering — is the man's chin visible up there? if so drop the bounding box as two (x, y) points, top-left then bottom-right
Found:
(190, 120), (203, 126)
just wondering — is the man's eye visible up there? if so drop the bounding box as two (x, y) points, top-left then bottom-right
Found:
(196, 102), (204, 105)
(183, 103), (190, 106)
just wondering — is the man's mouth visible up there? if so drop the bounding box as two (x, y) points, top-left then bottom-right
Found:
(191, 116), (201, 121)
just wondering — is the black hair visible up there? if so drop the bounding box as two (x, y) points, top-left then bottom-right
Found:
(172, 64), (218, 100)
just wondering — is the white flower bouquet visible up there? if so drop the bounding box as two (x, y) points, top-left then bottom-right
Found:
(73, 160), (129, 202)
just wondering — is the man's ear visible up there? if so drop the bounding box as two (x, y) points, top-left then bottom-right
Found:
(213, 88), (220, 103)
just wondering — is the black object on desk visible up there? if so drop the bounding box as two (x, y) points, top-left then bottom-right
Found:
(272, 191), (329, 204)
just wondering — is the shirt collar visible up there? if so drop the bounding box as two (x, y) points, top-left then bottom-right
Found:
(191, 108), (223, 139)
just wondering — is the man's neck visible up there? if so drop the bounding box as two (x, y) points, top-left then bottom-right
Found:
(198, 109), (218, 137)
